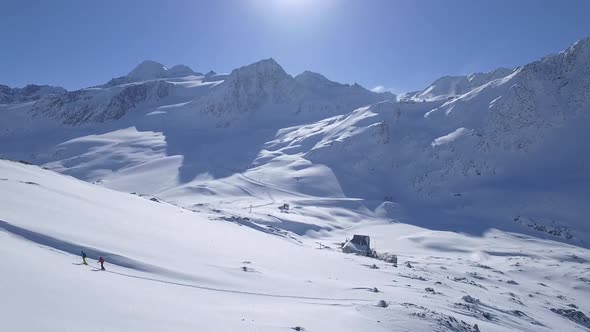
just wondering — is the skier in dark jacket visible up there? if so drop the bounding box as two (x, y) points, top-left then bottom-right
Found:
(81, 250), (88, 265)
(98, 256), (105, 270)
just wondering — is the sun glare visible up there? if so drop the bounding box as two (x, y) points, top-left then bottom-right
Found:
(276, 0), (313, 8)
(249, 0), (332, 18)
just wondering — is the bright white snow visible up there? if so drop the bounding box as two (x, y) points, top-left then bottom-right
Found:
(1, 160), (589, 332)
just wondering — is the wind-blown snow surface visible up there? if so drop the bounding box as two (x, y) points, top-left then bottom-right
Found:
(1, 160), (589, 332)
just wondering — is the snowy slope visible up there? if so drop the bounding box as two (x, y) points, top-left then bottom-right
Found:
(403, 67), (514, 101)
(2, 160), (589, 332)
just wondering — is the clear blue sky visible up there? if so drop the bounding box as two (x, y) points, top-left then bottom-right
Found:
(1, 0), (589, 94)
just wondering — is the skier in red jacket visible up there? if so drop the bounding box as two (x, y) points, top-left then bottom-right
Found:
(98, 256), (106, 270)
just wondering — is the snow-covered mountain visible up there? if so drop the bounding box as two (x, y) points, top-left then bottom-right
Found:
(8, 58), (391, 128)
(102, 60), (202, 87)
(1, 38), (589, 247)
(403, 67), (514, 101)
(26, 60), (213, 125)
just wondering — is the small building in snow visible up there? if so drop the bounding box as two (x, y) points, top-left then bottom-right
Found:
(342, 235), (373, 256)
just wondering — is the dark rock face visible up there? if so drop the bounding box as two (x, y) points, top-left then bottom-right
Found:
(550, 308), (590, 328)
(0, 84), (66, 104)
(31, 81), (171, 125)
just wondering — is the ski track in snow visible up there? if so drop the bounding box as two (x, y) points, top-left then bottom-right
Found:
(83, 263), (374, 303)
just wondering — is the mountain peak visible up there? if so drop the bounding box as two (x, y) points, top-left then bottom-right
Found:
(168, 64), (196, 77)
(125, 61), (197, 82)
(562, 36), (590, 61)
(127, 60), (168, 80)
(294, 71), (333, 86)
(257, 57), (281, 67)
(570, 36), (590, 50)
(246, 58), (285, 73)
(227, 58), (290, 83)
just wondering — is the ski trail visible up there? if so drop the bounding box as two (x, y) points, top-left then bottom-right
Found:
(247, 202), (276, 209)
(218, 179), (262, 200)
(239, 173), (310, 198)
(84, 263), (374, 303)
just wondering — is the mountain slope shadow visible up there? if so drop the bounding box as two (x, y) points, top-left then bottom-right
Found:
(157, 126), (279, 184)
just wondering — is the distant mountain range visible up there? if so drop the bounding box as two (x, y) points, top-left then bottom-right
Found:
(1, 37), (589, 245)
(0, 84), (66, 104)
